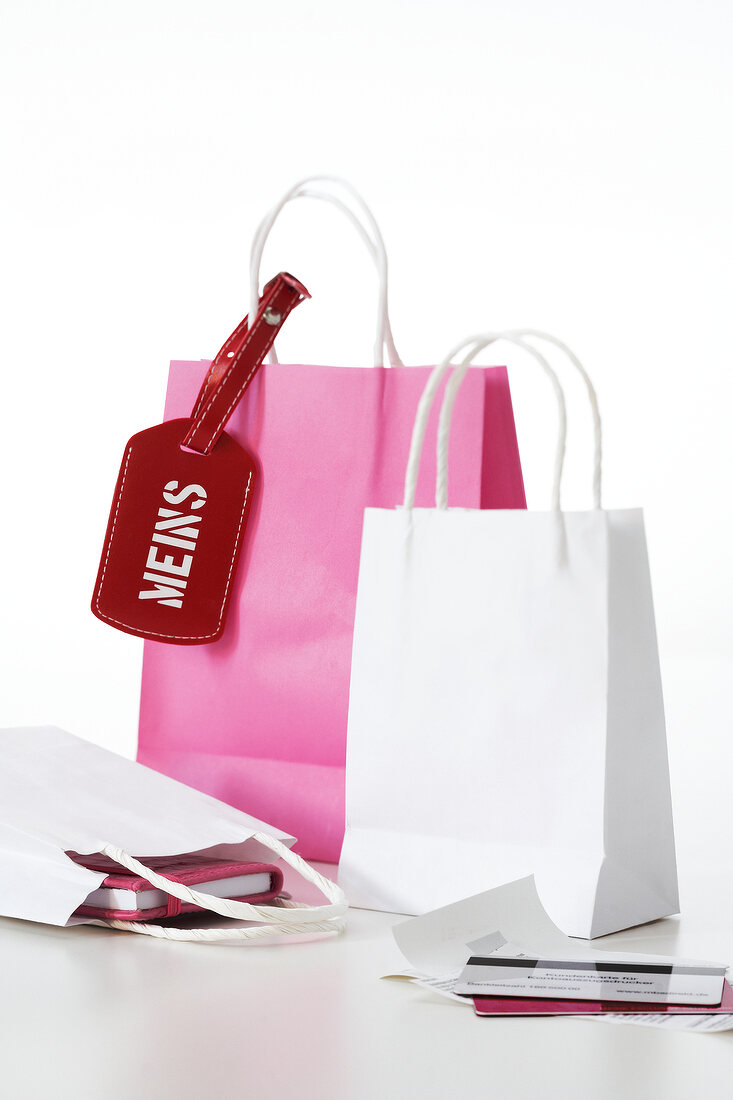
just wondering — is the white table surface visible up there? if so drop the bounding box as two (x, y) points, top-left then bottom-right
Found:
(1, 660), (730, 1098)
(1, 854), (733, 1100)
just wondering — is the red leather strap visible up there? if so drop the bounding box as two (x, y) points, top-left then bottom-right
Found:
(183, 272), (309, 454)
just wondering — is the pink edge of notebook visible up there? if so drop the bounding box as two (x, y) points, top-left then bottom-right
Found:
(473, 979), (733, 1017)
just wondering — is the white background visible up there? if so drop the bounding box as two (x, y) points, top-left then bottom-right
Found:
(1, 1), (731, 868)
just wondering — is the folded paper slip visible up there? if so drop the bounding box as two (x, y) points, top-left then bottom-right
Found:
(472, 979), (733, 1017)
(454, 956), (726, 1005)
(68, 852), (284, 921)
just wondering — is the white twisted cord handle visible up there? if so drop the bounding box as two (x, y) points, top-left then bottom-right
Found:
(438, 334), (568, 511)
(257, 188), (402, 370)
(506, 330), (602, 509)
(403, 336), (566, 511)
(250, 175), (403, 368)
(98, 917), (343, 943)
(97, 831), (347, 944)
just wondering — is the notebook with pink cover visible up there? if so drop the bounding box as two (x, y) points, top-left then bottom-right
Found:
(67, 851), (284, 921)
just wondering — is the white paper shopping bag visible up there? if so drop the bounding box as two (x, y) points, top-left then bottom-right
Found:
(0, 727), (346, 942)
(340, 331), (678, 938)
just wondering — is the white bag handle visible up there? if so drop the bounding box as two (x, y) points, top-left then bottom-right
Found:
(95, 832), (347, 943)
(249, 175), (404, 368)
(505, 330), (602, 508)
(403, 334), (567, 511)
(403, 331), (603, 512)
(257, 186), (402, 369)
(441, 331), (602, 509)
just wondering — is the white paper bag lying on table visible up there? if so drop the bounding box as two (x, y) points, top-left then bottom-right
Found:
(0, 726), (346, 942)
(340, 331), (678, 938)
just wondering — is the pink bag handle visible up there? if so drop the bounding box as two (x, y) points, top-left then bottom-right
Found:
(95, 831), (347, 944)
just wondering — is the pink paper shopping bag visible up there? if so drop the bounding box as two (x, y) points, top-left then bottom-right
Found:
(138, 178), (526, 861)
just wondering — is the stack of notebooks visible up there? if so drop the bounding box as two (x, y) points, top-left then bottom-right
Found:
(67, 851), (284, 922)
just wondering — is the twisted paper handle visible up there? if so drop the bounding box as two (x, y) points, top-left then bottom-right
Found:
(96, 831), (347, 944)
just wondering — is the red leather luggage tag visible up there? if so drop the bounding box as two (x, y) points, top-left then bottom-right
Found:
(92, 272), (309, 644)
